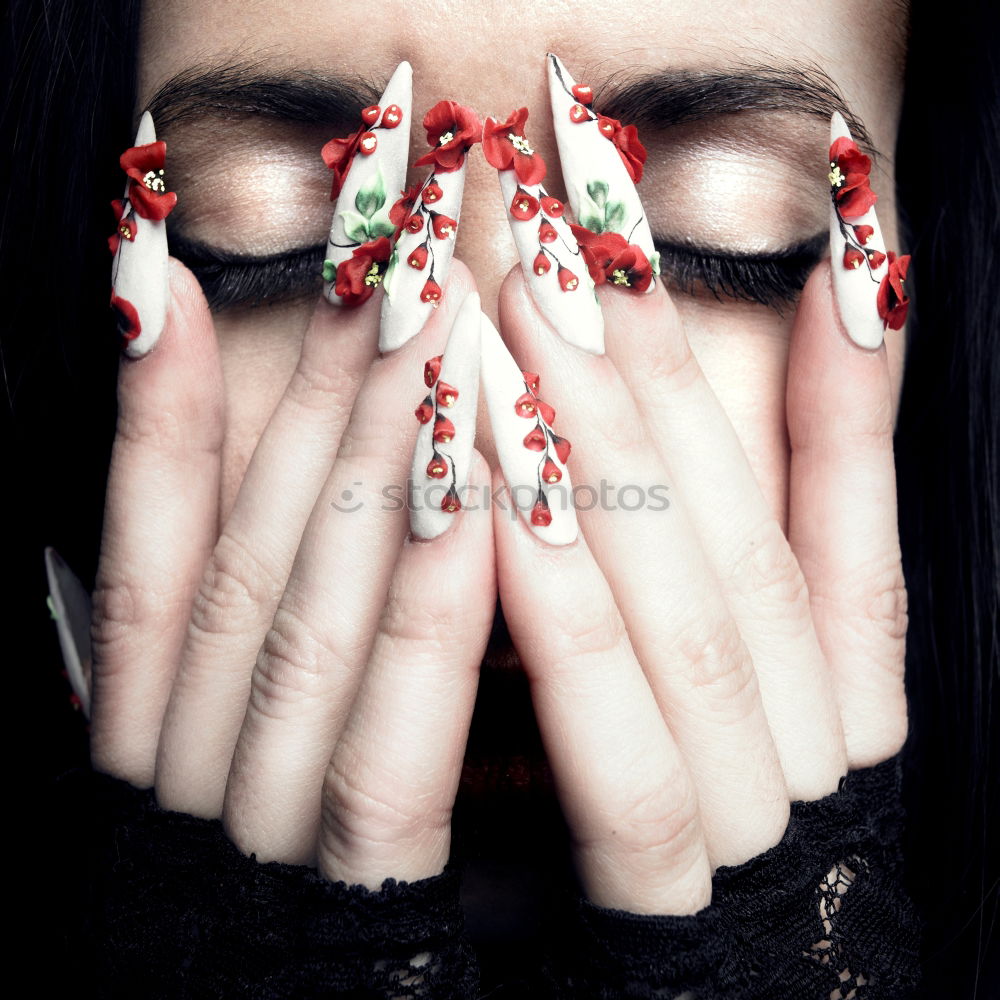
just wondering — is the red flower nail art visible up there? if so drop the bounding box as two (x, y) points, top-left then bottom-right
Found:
(424, 355), (442, 387)
(511, 189), (540, 220)
(421, 278), (443, 304)
(523, 427), (547, 450)
(334, 236), (393, 307)
(589, 115), (647, 184)
(415, 398), (434, 423)
(572, 84), (593, 104)
(542, 459), (563, 484)
(427, 455), (449, 479)
(431, 213), (457, 239)
(119, 141), (178, 221)
(540, 196), (564, 218)
(422, 181), (444, 203)
(390, 182), (423, 238)
(530, 497), (553, 527)
(322, 129), (365, 200)
(557, 266), (580, 292)
(408, 245), (429, 270)
(441, 486), (462, 513)
(876, 252), (911, 330)
(569, 225), (653, 292)
(361, 105), (381, 125)
(433, 415), (456, 443)
(436, 381), (459, 407)
(538, 220), (558, 244)
(382, 104), (404, 128)
(110, 292), (141, 341)
(533, 252), (551, 275)
(414, 100), (483, 172)
(828, 137), (877, 220)
(552, 435), (571, 464)
(843, 246), (865, 270)
(482, 108), (546, 185)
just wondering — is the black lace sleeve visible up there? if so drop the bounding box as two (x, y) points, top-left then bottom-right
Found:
(541, 754), (923, 999)
(71, 769), (480, 999)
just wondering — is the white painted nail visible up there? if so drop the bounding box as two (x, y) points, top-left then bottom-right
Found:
(110, 112), (177, 358)
(409, 292), (481, 539)
(480, 316), (578, 545)
(381, 101), (481, 353)
(828, 112), (911, 349)
(547, 53), (659, 293)
(323, 62), (412, 307)
(483, 106), (605, 354)
(44, 547), (92, 718)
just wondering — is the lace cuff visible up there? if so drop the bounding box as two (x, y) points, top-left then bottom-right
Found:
(74, 769), (480, 999)
(544, 755), (922, 1000)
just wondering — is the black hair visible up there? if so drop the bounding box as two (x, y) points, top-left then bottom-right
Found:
(3, 0), (996, 993)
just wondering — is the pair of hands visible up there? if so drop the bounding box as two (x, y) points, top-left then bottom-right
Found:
(88, 248), (908, 917)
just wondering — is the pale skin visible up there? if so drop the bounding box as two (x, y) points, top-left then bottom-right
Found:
(89, 0), (910, 915)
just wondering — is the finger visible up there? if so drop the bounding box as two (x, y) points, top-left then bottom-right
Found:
(90, 259), (224, 785)
(318, 454), (495, 888)
(600, 281), (847, 800)
(497, 273), (788, 869)
(492, 473), (711, 915)
(223, 266), (476, 864)
(787, 263), (909, 767)
(157, 295), (379, 816)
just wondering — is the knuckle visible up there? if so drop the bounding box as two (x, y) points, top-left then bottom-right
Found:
(320, 751), (451, 856)
(546, 604), (629, 671)
(676, 617), (757, 703)
(730, 519), (810, 617)
(285, 353), (360, 416)
(249, 607), (336, 720)
(638, 336), (701, 394)
(188, 533), (284, 643)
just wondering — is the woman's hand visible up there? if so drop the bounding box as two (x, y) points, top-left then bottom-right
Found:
(491, 259), (908, 914)
(88, 257), (496, 886)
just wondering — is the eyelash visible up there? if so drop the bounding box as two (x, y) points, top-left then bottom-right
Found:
(170, 234), (825, 312)
(653, 235), (826, 309)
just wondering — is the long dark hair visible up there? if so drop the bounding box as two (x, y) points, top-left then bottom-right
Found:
(4, 1), (996, 994)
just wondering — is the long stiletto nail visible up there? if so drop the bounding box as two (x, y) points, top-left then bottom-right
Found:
(547, 53), (660, 295)
(44, 547), (92, 717)
(109, 112), (178, 358)
(828, 112), (911, 349)
(322, 62), (412, 307)
(409, 292), (481, 539)
(480, 318), (578, 545)
(483, 108), (605, 354)
(380, 101), (482, 353)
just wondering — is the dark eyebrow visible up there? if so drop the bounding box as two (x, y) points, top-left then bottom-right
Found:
(146, 61), (382, 130)
(592, 65), (875, 156)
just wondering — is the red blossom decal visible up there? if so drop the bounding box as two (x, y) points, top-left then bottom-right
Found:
(843, 246), (865, 270)
(569, 224), (653, 292)
(427, 456), (449, 479)
(361, 105), (381, 125)
(542, 459), (562, 484)
(390, 183), (423, 237)
(441, 486), (462, 513)
(432, 214), (457, 239)
(414, 100), (483, 172)
(408, 245), (429, 270)
(876, 252), (911, 330)
(119, 141), (177, 220)
(541, 196), (564, 218)
(436, 381), (459, 407)
(866, 248), (887, 269)
(108, 199), (137, 254)
(424, 356), (442, 387)
(322, 128), (364, 200)
(557, 266), (580, 292)
(552, 435), (571, 464)
(421, 279), (443, 304)
(533, 252), (551, 276)
(515, 392), (537, 418)
(482, 108), (546, 185)
(530, 498), (552, 527)
(593, 116), (647, 184)
(522, 371), (540, 393)
(415, 398), (434, 423)
(538, 220), (558, 244)
(511, 189), (540, 220)
(433, 415), (456, 443)
(382, 104), (404, 128)
(572, 84), (594, 104)
(334, 236), (393, 307)
(523, 427), (547, 450)
(422, 181), (444, 204)
(829, 137), (877, 220)
(569, 104), (589, 124)
(110, 291), (141, 341)
(854, 225), (874, 245)
(535, 398), (556, 425)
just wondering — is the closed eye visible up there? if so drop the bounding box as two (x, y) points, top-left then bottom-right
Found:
(654, 233), (827, 310)
(169, 234), (326, 310)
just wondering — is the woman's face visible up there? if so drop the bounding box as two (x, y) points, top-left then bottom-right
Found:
(138, 0), (908, 523)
